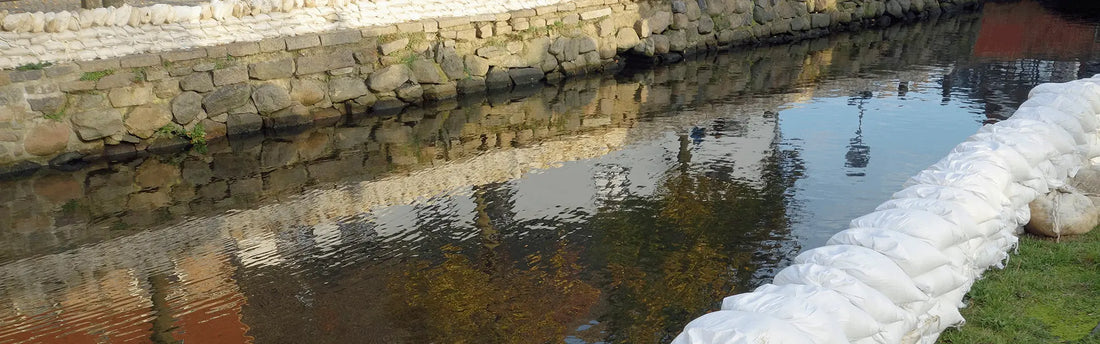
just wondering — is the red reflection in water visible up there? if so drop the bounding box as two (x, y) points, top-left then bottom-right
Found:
(973, 0), (1100, 60)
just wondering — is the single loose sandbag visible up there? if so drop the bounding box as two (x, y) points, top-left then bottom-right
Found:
(1026, 190), (1099, 237)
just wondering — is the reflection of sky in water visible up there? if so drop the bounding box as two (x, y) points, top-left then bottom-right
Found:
(780, 83), (986, 247)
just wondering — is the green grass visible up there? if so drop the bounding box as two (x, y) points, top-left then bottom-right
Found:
(938, 229), (1100, 344)
(79, 69), (114, 81)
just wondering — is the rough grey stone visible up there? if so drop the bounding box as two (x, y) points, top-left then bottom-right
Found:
(368, 65), (412, 92)
(486, 67), (512, 90)
(791, 16), (810, 31)
(671, 0), (687, 13)
(508, 67), (543, 86)
(320, 29), (362, 46)
(464, 55), (490, 77)
(422, 83), (458, 101)
(650, 11), (672, 34)
(457, 77), (486, 94)
(264, 104), (311, 129)
(409, 59), (448, 84)
(754, 5), (775, 23)
(291, 79), (326, 106)
(329, 77), (369, 103)
(811, 13), (831, 28)
(698, 15), (715, 33)
(226, 113), (263, 136)
(395, 83), (423, 102)
(249, 59), (295, 80)
(202, 84), (252, 116)
(124, 103), (172, 139)
(180, 72), (215, 92)
(213, 66), (248, 86)
(285, 34), (321, 50)
(171, 91), (203, 124)
(27, 95), (65, 114)
(95, 72), (133, 89)
(71, 107), (124, 140)
(297, 50), (355, 75)
(379, 38), (409, 55)
(120, 54), (161, 68)
(436, 47), (465, 79)
(251, 84), (294, 115)
(578, 37), (598, 54)
(108, 86), (153, 107)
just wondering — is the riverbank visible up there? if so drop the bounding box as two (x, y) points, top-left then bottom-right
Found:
(937, 230), (1100, 343)
(0, 0), (981, 177)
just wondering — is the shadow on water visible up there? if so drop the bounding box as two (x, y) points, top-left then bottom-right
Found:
(1, 2), (1099, 343)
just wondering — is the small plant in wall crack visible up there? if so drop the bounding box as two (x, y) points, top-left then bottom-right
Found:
(15, 62), (52, 71)
(79, 69), (114, 81)
(156, 123), (208, 154)
(43, 107), (66, 121)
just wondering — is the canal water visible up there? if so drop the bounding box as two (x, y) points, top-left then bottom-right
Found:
(2, 1), (1099, 343)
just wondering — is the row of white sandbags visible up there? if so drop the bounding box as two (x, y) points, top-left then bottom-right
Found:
(673, 78), (1100, 344)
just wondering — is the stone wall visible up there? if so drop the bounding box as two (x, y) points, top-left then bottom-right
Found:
(0, 0), (981, 174)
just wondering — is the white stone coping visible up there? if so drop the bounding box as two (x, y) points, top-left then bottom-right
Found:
(0, 0), (569, 69)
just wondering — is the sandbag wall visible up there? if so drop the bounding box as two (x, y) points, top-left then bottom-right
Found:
(673, 78), (1100, 344)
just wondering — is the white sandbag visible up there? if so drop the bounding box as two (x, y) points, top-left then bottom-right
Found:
(1036, 160), (1069, 189)
(1010, 107), (1091, 146)
(893, 184), (1009, 213)
(954, 236), (1011, 269)
(793, 245), (929, 304)
(911, 264), (970, 297)
(1019, 93), (1099, 131)
(1030, 81), (1100, 113)
(772, 263), (909, 324)
(1052, 153), (1086, 179)
(672, 310), (817, 344)
(1007, 182), (1042, 210)
(826, 228), (950, 276)
(911, 156), (1014, 197)
(950, 140), (1039, 180)
(722, 284), (880, 341)
(850, 209), (971, 249)
(970, 129), (1075, 164)
(869, 319), (914, 344)
(928, 152), (1015, 187)
(876, 198), (1001, 237)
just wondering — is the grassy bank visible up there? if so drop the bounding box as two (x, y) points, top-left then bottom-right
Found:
(937, 229), (1100, 344)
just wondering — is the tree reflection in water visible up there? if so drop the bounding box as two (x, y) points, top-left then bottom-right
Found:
(382, 117), (803, 343)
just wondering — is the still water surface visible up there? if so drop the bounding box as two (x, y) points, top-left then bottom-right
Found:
(2, 1), (1099, 343)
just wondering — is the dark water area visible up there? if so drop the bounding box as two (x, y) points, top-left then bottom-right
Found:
(3, 1), (1100, 343)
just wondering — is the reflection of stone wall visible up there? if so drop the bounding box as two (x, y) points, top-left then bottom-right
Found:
(0, 0), (980, 172)
(0, 11), (984, 263)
